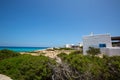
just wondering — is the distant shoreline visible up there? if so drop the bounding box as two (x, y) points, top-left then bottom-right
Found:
(0, 46), (49, 52)
(0, 46), (49, 48)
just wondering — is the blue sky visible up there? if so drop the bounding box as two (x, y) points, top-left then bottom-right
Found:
(0, 0), (120, 47)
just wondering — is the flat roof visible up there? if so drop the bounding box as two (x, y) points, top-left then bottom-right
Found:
(83, 34), (111, 39)
(111, 36), (120, 40)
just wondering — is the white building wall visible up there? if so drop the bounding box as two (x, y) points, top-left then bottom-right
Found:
(83, 34), (112, 55)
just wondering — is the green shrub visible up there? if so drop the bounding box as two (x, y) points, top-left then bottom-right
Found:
(106, 56), (120, 80)
(70, 50), (82, 54)
(0, 55), (56, 80)
(54, 47), (74, 50)
(0, 49), (20, 60)
(59, 53), (110, 80)
(87, 47), (101, 55)
(57, 53), (67, 60)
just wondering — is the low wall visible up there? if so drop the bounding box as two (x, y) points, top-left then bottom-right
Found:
(101, 47), (120, 56)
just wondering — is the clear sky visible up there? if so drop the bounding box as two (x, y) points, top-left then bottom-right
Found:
(0, 0), (120, 47)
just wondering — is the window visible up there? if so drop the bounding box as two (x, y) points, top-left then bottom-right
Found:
(99, 44), (106, 48)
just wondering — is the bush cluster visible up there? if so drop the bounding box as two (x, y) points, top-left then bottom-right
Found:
(87, 47), (101, 55)
(53, 47), (74, 50)
(0, 54), (56, 80)
(58, 53), (120, 80)
(0, 49), (20, 60)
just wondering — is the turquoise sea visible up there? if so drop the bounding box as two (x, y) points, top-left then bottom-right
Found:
(0, 46), (49, 52)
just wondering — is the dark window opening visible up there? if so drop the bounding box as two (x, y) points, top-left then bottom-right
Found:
(99, 44), (106, 48)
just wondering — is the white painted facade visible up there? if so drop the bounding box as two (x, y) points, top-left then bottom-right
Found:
(83, 34), (112, 55)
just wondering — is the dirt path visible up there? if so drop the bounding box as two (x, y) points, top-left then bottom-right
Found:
(55, 56), (62, 64)
(0, 74), (12, 80)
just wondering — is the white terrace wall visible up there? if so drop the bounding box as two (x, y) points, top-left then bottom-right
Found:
(101, 47), (120, 56)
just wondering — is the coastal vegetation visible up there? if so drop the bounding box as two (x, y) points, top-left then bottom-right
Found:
(57, 53), (120, 80)
(0, 49), (120, 80)
(86, 47), (101, 55)
(0, 49), (20, 60)
(53, 47), (74, 50)
(0, 53), (56, 80)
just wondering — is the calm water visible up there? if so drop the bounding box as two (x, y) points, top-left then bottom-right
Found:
(0, 46), (49, 52)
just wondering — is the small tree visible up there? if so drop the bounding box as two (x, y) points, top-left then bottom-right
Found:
(87, 47), (100, 55)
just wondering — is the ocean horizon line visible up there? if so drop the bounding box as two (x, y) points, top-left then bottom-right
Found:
(0, 46), (49, 52)
(0, 46), (49, 48)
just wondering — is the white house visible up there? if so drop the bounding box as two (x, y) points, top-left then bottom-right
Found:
(65, 44), (72, 48)
(83, 33), (112, 55)
(83, 33), (120, 56)
(65, 44), (81, 50)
